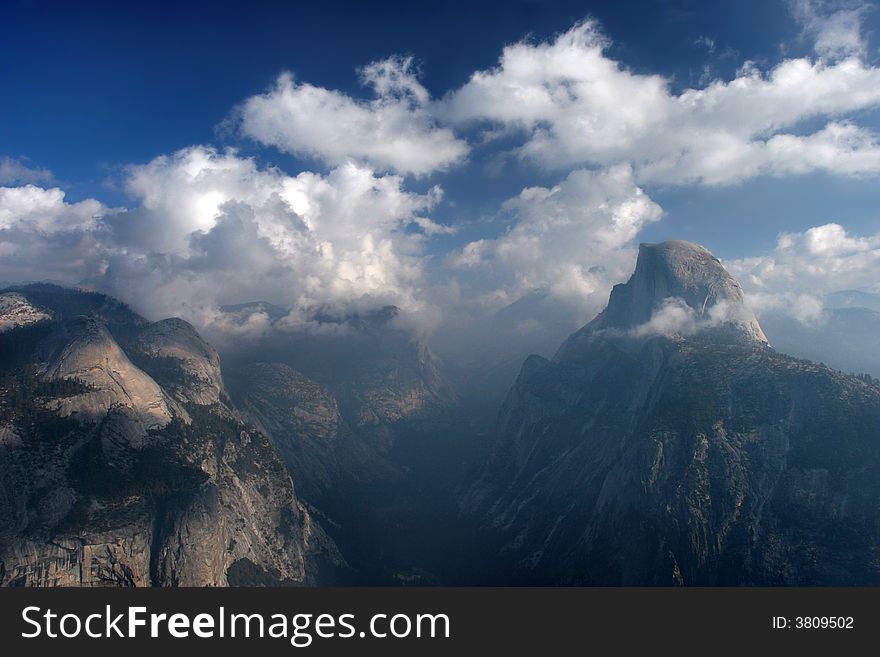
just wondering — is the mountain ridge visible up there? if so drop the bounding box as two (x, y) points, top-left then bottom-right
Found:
(0, 284), (341, 587)
(466, 241), (880, 585)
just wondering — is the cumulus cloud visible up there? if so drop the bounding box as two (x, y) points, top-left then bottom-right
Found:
(6, 13), (880, 354)
(791, 0), (871, 60)
(1, 147), (446, 340)
(431, 12), (880, 357)
(441, 20), (880, 185)
(0, 157), (53, 185)
(0, 185), (103, 233)
(631, 298), (701, 337)
(727, 223), (880, 323)
(111, 148), (446, 332)
(630, 297), (762, 338)
(447, 165), (662, 318)
(238, 57), (468, 176)
(0, 185), (110, 283)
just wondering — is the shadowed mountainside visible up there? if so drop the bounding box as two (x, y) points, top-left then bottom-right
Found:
(466, 242), (880, 585)
(0, 284), (341, 587)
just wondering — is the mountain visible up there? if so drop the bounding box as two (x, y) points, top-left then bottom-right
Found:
(467, 241), (880, 585)
(565, 240), (767, 344)
(825, 290), (880, 313)
(0, 284), (340, 587)
(760, 295), (880, 379)
(220, 301), (291, 323)
(434, 289), (585, 406)
(218, 304), (467, 583)
(222, 305), (455, 505)
(229, 361), (395, 507)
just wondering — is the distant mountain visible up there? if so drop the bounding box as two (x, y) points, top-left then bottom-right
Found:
(825, 290), (880, 313)
(8, 259), (878, 587)
(443, 289), (584, 404)
(467, 242), (880, 585)
(221, 304), (455, 507)
(760, 295), (880, 379)
(0, 284), (340, 587)
(568, 240), (767, 343)
(219, 300), (291, 322)
(230, 361), (396, 507)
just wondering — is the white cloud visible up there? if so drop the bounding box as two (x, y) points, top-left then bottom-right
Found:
(447, 165), (662, 318)
(791, 0), (871, 60)
(631, 297), (702, 338)
(442, 20), (880, 185)
(0, 185), (103, 233)
(0, 185), (111, 283)
(727, 223), (880, 323)
(412, 216), (456, 236)
(110, 147), (444, 331)
(0, 157), (53, 185)
(238, 58), (468, 176)
(630, 297), (764, 338)
(118, 145), (441, 251)
(7, 15), (880, 353)
(1, 147), (446, 339)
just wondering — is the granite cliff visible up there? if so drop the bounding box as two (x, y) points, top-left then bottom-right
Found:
(468, 242), (880, 585)
(0, 285), (340, 587)
(222, 305), (454, 508)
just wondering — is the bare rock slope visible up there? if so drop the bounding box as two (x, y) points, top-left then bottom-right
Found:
(469, 241), (880, 585)
(223, 305), (455, 508)
(0, 284), (340, 587)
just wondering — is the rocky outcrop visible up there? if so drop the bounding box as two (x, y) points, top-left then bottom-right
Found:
(0, 292), (51, 333)
(0, 284), (341, 587)
(223, 304), (454, 499)
(234, 362), (396, 506)
(130, 317), (226, 406)
(38, 317), (176, 437)
(469, 241), (880, 585)
(1, 533), (152, 587)
(280, 306), (453, 437)
(562, 241), (767, 350)
(146, 407), (339, 587)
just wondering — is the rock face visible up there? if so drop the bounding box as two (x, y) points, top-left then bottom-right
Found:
(216, 305), (474, 584)
(0, 293), (52, 333)
(133, 318), (226, 406)
(39, 317), (177, 438)
(233, 362), (394, 506)
(281, 306), (452, 436)
(0, 284), (340, 587)
(469, 241), (880, 585)
(564, 241), (768, 347)
(223, 305), (454, 506)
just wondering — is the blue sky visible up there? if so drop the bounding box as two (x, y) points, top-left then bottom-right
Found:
(2, 0), (797, 193)
(2, 0), (880, 339)
(2, 0), (832, 248)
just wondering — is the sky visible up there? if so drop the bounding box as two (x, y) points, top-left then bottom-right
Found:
(2, 0), (880, 348)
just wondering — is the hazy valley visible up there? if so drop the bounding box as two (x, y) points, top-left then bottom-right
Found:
(2, 240), (879, 586)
